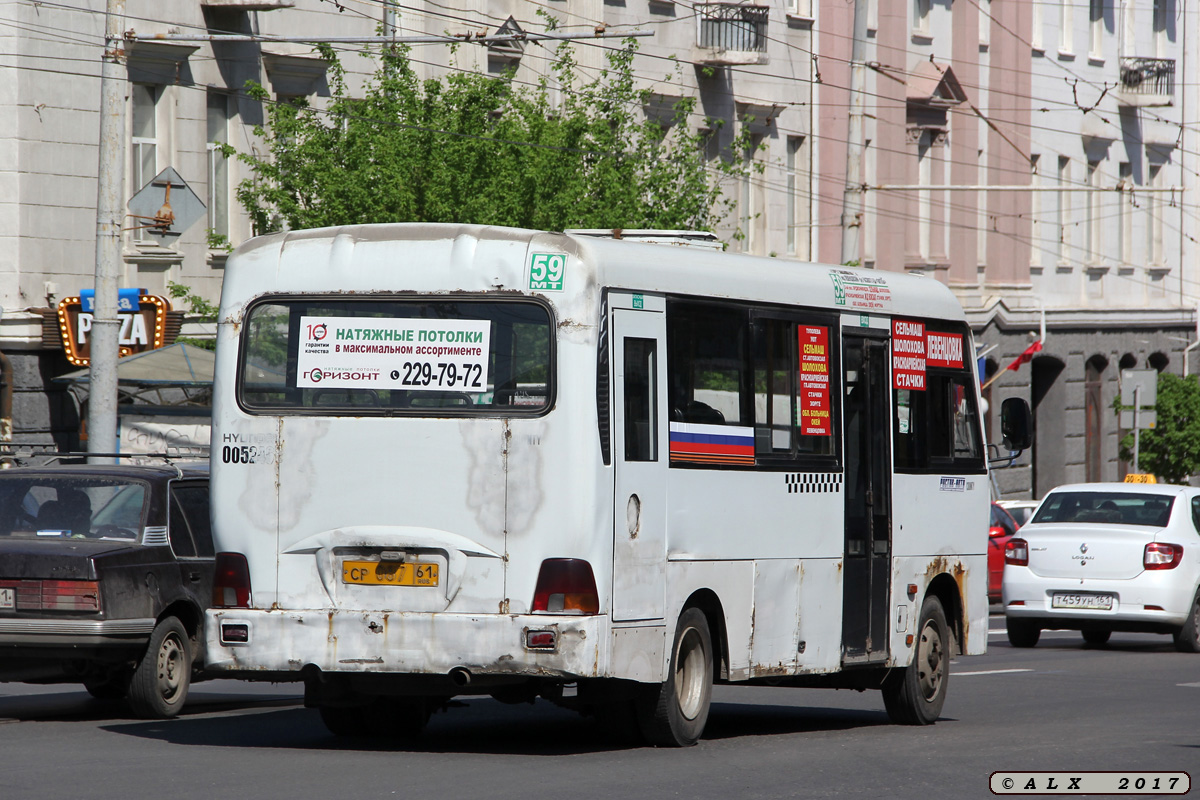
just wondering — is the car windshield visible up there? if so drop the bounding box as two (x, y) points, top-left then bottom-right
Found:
(0, 477), (148, 541)
(1031, 491), (1174, 527)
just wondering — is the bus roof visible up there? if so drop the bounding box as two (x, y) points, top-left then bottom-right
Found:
(223, 223), (967, 323)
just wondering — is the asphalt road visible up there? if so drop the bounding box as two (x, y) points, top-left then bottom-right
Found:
(1, 615), (1196, 800)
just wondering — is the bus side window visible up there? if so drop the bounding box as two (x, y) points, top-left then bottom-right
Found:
(895, 371), (984, 472)
(667, 304), (748, 427)
(624, 338), (658, 462)
(753, 318), (793, 454)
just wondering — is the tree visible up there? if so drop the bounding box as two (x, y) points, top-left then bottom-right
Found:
(227, 39), (751, 236)
(1117, 373), (1200, 483)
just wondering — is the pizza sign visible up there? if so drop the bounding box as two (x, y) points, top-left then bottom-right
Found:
(55, 292), (171, 367)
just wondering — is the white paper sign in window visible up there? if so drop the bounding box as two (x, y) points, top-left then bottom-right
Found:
(296, 316), (491, 391)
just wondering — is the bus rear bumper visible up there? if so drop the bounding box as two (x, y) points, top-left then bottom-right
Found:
(204, 608), (608, 681)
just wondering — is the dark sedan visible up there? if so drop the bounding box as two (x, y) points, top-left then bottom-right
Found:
(0, 460), (211, 718)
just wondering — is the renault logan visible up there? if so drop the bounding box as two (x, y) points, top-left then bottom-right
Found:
(1001, 483), (1200, 652)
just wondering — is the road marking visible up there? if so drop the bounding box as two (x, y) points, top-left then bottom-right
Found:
(955, 668), (1034, 677)
(1178, 682), (1200, 688)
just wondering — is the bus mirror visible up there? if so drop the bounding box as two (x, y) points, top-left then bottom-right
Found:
(1000, 397), (1032, 451)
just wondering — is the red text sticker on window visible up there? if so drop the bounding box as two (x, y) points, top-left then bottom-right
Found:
(925, 330), (964, 369)
(892, 319), (926, 391)
(799, 325), (832, 436)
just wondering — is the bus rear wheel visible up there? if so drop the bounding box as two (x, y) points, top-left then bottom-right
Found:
(882, 595), (949, 726)
(318, 699), (431, 739)
(636, 607), (713, 747)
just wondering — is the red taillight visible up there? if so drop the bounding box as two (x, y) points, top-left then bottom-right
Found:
(0, 579), (100, 612)
(1144, 542), (1183, 570)
(213, 552), (253, 608)
(531, 559), (599, 615)
(41, 580), (101, 611)
(1005, 538), (1029, 567)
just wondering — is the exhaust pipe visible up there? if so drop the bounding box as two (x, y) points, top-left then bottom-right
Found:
(449, 666), (472, 687)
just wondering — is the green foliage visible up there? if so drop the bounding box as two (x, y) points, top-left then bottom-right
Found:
(230, 39), (749, 236)
(166, 281), (218, 352)
(1117, 373), (1200, 484)
(205, 228), (234, 253)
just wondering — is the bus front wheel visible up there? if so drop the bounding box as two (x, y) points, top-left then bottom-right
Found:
(637, 607), (713, 747)
(882, 595), (949, 725)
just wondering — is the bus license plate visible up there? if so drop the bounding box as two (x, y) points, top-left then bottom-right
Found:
(342, 561), (439, 587)
(1051, 592), (1114, 610)
(0, 588), (14, 609)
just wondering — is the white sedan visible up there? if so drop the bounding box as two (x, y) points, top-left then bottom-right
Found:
(1001, 483), (1200, 652)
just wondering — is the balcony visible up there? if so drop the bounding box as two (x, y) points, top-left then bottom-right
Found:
(1117, 57), (1175, 107)
(694, 4), (770, 66)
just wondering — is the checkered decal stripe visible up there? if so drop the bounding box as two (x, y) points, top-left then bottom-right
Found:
(785, 473), (843, 493)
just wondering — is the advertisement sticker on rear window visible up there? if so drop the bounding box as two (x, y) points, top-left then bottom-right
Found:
(296, 316), (491, 391)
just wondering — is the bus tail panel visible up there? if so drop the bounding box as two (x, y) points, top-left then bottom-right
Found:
(207, 608), (607, 681)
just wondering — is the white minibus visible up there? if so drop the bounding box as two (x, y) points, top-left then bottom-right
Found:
(206, 224), (1029, 745)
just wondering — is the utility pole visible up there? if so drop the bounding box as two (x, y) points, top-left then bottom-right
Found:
(839, 0), (869, 266)
(89, 0), (126, 461)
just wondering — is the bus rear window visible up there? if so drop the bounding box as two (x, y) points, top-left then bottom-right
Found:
(237, 299), (553, 415)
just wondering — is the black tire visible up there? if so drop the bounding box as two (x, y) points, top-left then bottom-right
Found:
(1006, 617), (1041, 648)
(83, 674), (128, 700)
(319, 705), (364, 737)
(1173, 588), (1200, 653)
(1082, 628), (1111, 646)
(882, 595), (950, 725)
(636, 607), (713, 747)
(319, 699), (431, 739)
(127, 616), (191, 719)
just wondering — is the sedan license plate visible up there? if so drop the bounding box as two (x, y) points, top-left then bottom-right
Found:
(342, 560), (439, 587)
(1051, 592), (1114, 611)
(0, 587), (13, 609)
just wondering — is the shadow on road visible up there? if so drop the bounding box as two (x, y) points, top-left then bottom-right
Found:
(88, 698), (897, 756)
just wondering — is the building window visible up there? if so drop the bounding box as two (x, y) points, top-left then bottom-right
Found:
(1085, 356), (1106, 482)
(737, 135), (765, 255)
(1153, 0), (1168, 55)
(1147, 162), (1164, 266)
(131, 84), (158, 196)
(786, 136), (810, 259)
(1032, 0), (1044, 50)
(1057, 156), (1071, 264)
(1086, 160), (1102, 263)
(789, 0), (813, 18)
(978, 148), (988, 266)
(913, 0), (931, 34)
(206, 91), (231, 241)
(130, 84), (160, 243)
(1059, 0), (1073, 53)
(1118, 162), (1132, 266)
(1089, 0), (1104, 59)
(1030, 154), (1042, 268)
(917, 130), (933, 261)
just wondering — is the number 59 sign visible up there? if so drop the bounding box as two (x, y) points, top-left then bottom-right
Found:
(529, 253), (566, 292)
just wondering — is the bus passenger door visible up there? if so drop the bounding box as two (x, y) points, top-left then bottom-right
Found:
(611, 303), (668, 622)
(841, 332), (891, 662)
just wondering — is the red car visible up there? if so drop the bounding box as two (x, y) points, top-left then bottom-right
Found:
(988, 503), (1020, 601)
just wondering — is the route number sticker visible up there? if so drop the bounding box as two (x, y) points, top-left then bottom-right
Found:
(530, 253), (566, 292)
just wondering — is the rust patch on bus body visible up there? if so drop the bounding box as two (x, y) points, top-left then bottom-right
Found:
(923, 556), (969, 652)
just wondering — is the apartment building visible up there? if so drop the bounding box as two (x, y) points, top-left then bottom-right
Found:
(813, 0), (1194, 496)
(1, 0), (1195, 494)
